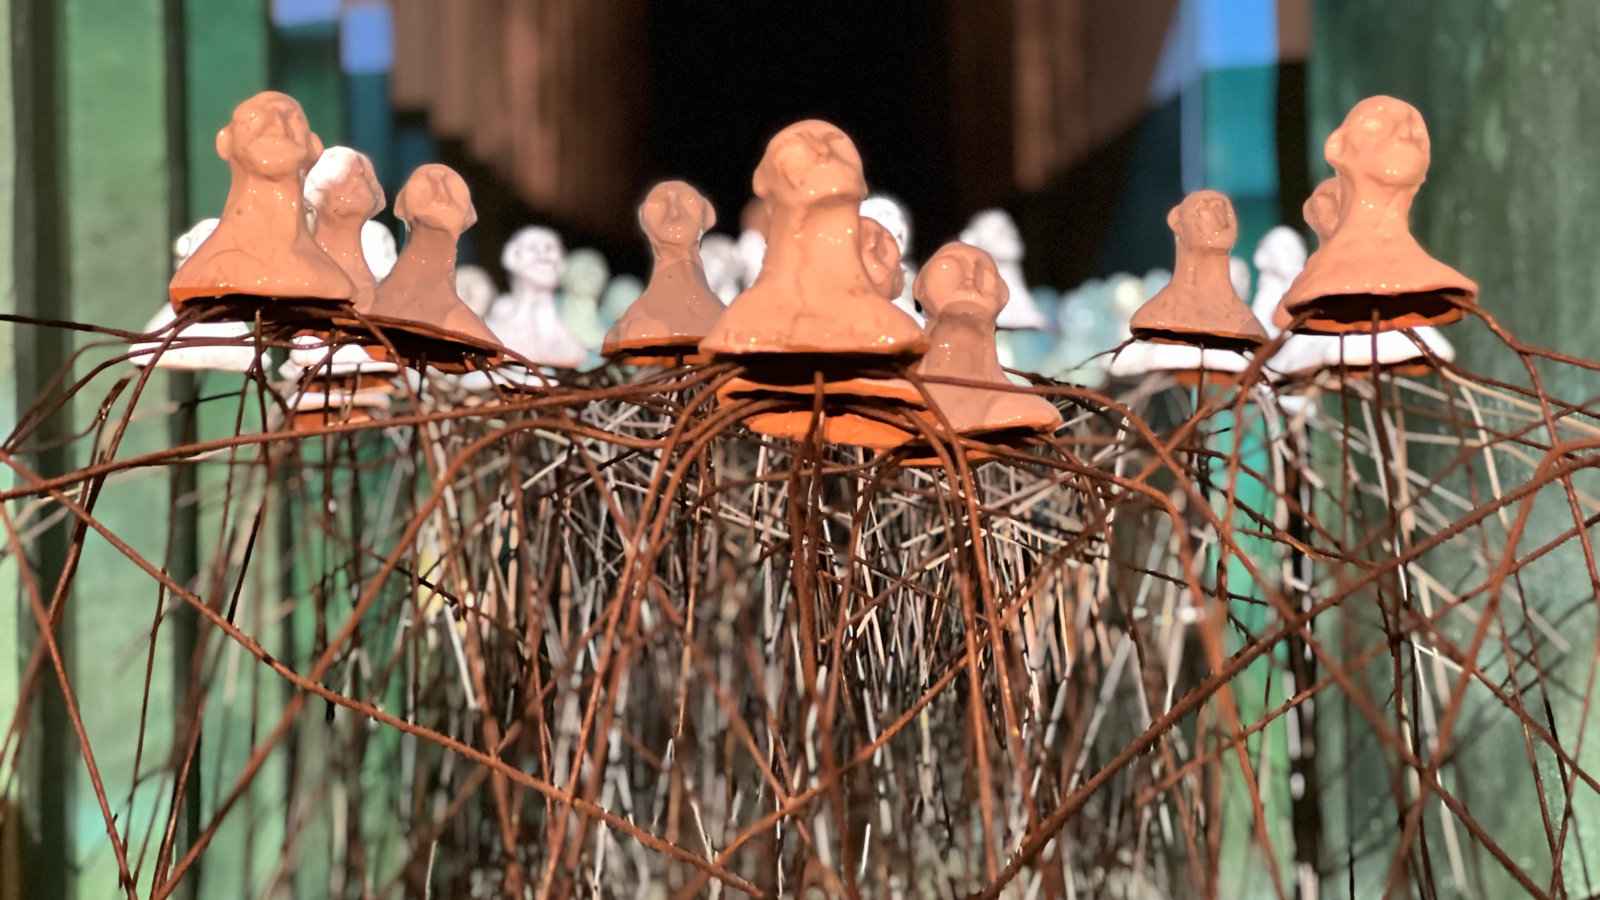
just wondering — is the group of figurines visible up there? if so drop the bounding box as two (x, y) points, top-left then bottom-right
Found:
(137, 90), (1475, 448)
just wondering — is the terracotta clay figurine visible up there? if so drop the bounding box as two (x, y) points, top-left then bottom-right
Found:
(1252, 225), (1336, 380)
(700, 120), (929, 446)
(701, 120), (925, 359)
(487, 225), (586, 369)
(169, 91), (354, 317)
(860, 194), (922, 325)
(133, 219), (267, 372)
(304, 146), (386, 311)
(1129, 190), (1269, 352)
(699, 233), (742, 304)
(908, 242), (1062, 448)
(362, 163), (502, 372)
(1278, 95), (1477, 333)
(736, 216), (926, 448)
(559, 247), (611, 357)
(959, 208), (1048, 330)
(605, 180), (728, 364)
(455, 264), (497, 319)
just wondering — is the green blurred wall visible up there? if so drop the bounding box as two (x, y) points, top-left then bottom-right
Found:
(1312, 2), (1600, 896)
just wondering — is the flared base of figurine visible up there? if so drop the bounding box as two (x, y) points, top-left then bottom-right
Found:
(718, 361), (927, 449)
(1277, 290), (1470, 335)
(1130, 327), (1266, 355)
(353, 314), (504, 374)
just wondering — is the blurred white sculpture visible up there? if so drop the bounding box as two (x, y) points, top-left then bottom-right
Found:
(1229, 257), (1252, 304)
(131, 218), (266, 372)
(484, 225), (585, 371)
(735, 228), (766, 290)
(860, 194), (921, 324)
(560, 246), (611, 357)
(699, 233), (742, 304)
(960, 208), (1047, 330)
(455, 264), (498, 319)
(599, 274), (645, 330)
(361, 221), (398, 280)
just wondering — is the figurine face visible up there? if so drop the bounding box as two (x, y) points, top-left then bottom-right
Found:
(858, 217), (906, 299)
(306, 147), (384, 221)
(1169, 190), (1237, 251)
(860, 195), (911, 254)
(455, 265), (497, 318)
(914, 242), (1007, 319)
(361, 221), (398, 279)
(562, 248), (611, 297)
(216, 91), (322, 179)
(960, 209), (1022, 260)
(395, 164), (477, 234)
(1302, 177), (1343, 243)
(752, 120), (867, 206)
(640, 181), (715, 249)
(1326, 95), (1429, 188)
(503, 226), (564, 290)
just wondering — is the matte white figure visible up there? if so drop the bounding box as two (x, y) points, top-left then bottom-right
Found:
(735, 228), (766, 290)
(860, 194), (921, 325)
(960, 208), (1048, 330)
(278, 334), (398, 382)
(559, 247), (611, 358)
(699, 233), (742, 304)
(361, 221), (398, 280)
(455, 264), (498, 320)
(132, 218), (265, 372)
(599, 274), (645, 329)
(1325, 325), (1454, 371)
(1229, 257), (1252, 304)
(1250, 227), (1333, 380)
(1109, 340), (1250, 381)
(487, 225), (586, 370)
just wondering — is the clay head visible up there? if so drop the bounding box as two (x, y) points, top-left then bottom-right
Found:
(859, 217), (907, 300)
(217, 90), (323, 180)
(914, 241), (1008, 320)
(1302, 177), (1343, 244)
(640, 180), (716, 252)
(860, 194), (911, 255)
(751, 119), (867, 208)
(305, 146), (384, 224)
(561, 247), (611, 299)
(361, 221), (398, 280)
(741, 198), (770, 237)
(960, 209), (1023, 262)
(394, 163), (476, 235)
(1169, 190), (1237, 252)
(1253, 225), (1308, 282)
(1326, 95), (1429, 190)
(173, 219), (220, 269)
(455, 264), (497, 318)
(503, 226), (564, 291)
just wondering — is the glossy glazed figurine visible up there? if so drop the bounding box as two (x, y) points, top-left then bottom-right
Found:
(604, 180), (726, 362)
(560, 247), (611, 357)
(699, 120), (926, 359)
(734, 216), (927, 448)
(364, 164), (502, 371)
(860, 194), (921, 325)
(1271, 177), (1341, 332)
(1129, 190), (1268, 352)
(169, 91), (353, 314)
(487, 225), (585, 369)
(913, 242), (1061, 435)
(133, 219), (265, 372)
(455, 264), (497, 319)
(699, 233), (742, 304)
(959, 208), (1048, 330)
(1278, 96), (1477, 333)
(305, 146), (386, 310)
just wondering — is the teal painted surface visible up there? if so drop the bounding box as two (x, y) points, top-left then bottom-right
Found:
(273, 21), (344, 147)
(184, 0), (268, 221)
(1313, 2), (1600, 895)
